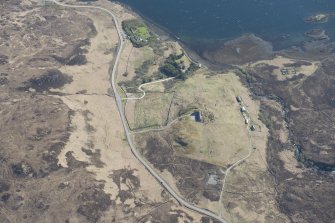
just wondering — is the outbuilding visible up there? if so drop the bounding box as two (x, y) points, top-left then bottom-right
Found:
(250, 125), (256, 131)
(190, 111), (203, 122)
(236, 96), (242, 103)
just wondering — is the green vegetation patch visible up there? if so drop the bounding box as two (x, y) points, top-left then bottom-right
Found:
(159, 52), (199, 80)
(119, 58), (158, 93)
(133, 46), (155, 69)
(133, 93), (174, 129)
(122, 19), (155, 48)
(136, 26), (151, 39)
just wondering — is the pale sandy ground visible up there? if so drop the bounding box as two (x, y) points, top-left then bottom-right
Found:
(118, 45), (157, 83)
(219, 75), (290, 222)
(113, 7), (280, 216)
(52, 3), (203, 221)
(127, 69), (275, 217)
(169, 71), (261, 166)
(110, 2), (287, 221)
(54, 8), (163, 202)
(279, 150), (304, 174)
(137, 69), (286, 220)
(251, 56), (319, 81)
(53, 10), (118, 95)
(58, 94), (163, 202)
(262, 100), (305, 176)
(52, 0), (289, 221)
(98, 0), (143, 84)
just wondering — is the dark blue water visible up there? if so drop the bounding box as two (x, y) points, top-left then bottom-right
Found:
(117, 0), (335, 50)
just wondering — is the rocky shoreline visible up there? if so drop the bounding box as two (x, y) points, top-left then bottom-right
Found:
(116, 1), (335, 222)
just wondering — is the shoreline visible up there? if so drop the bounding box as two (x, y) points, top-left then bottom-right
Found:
(114, 0), (229, 70)
(52, 0), (228, 222)
(114, 1), (178, 41)
(114, 1), (335, 69)
(3, 0), (334, 222)
(113, 1), (281, 69)
(112, 0), (335, 174)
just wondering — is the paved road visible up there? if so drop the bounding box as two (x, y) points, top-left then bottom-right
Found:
(122, 77), (174, 100)
(49, 1), (228, 222)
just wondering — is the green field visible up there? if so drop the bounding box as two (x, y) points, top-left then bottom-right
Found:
(122, 19), (154, 48)
(133, 92), (174, 129)
(135, 26), (151, 39)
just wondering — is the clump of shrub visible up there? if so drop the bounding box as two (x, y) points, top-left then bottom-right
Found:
(122, 19), (155, 48)
(160, 52), (199, 80)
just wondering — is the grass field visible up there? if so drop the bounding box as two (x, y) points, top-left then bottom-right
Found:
(221, 157), (288, 223)
(127, 91), (174, 130)
(133, 46), (155, 69)
(130, 69), (266, 167)
(135, 26), (151, 39)
(176, 54), (191, 68)
(169, 72), (252, 166)
(122, 19), (154, 47)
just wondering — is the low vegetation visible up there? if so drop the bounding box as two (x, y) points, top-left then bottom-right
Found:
(122, 19), (155, 47)
(120, 51), (199, 91)
(160, 52), (199, 80)
(119, 59), (158, 92)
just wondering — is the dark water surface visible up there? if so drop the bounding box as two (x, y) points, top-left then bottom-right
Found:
(116, 0), (335, 50)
